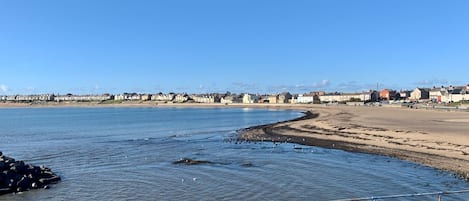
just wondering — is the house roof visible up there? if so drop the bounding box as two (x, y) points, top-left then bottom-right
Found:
(449, 88), (463, 94)
(416, 88), (431, 92)
(430, 87), (445, 92)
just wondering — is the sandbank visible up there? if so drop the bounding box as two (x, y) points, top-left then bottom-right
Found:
(240, 105), (469, 180)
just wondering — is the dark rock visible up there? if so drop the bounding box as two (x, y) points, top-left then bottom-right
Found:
(173, 158), (213, 165)
(3, 170), (14, 182)
(30, 166), (41, 177)
(0, 188), (10, 195)
(39, 175), (61, 184)
(0, 152), (60, 195)
(13, 161), (26, 174)
(40, 165), (51, 172)
(3, 157), (15, 165)
(7, 179), (16, 189)
(31, 182), (38, 189)
(17, 176), (31, 190)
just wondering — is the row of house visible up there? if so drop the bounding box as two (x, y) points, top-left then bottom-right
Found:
(0, 91), (378, 104)
(429, 85), (469, 103)
(238, 91), (378, 104)
(3, 84), (467, 104)
(0, 94), (113, 102)
(318, 91), (379, 103)
(55, 94), (114, 102)
(379, 85), (469, 103)
(0, 94), (55, 102)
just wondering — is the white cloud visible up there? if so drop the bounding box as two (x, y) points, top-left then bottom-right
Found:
(232, 82), (261, 92)
(334, 81), (380, 92)
(0, 84), (8, 93)
(312, 80), (330, 88)
(414, 79), (448, 86)
(337, 81), (362, 92)
(267, 80), (331, 94)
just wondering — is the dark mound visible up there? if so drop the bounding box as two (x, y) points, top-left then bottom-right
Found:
(0, 151), (60, 195)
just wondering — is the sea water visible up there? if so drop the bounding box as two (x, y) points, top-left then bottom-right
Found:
(0, 107), (467, 201)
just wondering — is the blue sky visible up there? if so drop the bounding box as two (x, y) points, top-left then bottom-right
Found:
(1, 0), (468, 95)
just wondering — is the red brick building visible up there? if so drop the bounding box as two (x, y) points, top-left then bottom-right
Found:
(380, 89), (398, 100)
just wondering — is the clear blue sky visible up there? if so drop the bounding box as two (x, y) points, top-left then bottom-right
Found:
(1, 0), (468, 95)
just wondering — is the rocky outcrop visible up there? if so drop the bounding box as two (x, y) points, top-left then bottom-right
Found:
(173, 158), (213, 165)
(0, 152), (60, 195)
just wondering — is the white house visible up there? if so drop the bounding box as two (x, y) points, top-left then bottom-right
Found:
(242, 94), (259, 104)
(447, 88), (469, 103)
(297, 94), (315, 104)
(151, 93), (175, 102)
(410, 88), (430, 100)
(55, 94), (112, 102)
(221, 95), (242, 104)
(191, 95), (216, 103)
(173, 94), (189, 103)
(319, 91), (377, 103)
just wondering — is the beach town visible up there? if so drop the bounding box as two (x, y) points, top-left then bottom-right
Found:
(1, 84), (469, 107)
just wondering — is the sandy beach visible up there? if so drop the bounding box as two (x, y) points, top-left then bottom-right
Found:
(2, 101), (469, 180)
(240, 104), (469, 181)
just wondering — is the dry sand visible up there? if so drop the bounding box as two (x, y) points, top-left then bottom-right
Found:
(240, 105), (469, 180)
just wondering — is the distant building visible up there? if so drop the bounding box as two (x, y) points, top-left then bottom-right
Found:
(191, 95), (216, 103)
(55, 94), (112, 102)
(447, 87), (469, 103)
(380, 89), (398, 100)
(11, 94), (55, 102)
(140, 94), (152, 101)
(410, 88), (430, 101)
(6, 96), (16, 101)
(221, 95), (241, 104)
(319, 91), (378, 103)
(128, 93), (141, 101)
(268, 95), (279, 104)
(115, 93), (141, 101)
(114, 94), (125, 101)
(428, 85), (469, 103)
(258, 95), (270, 103)
(151, 93), (175, 102)
(278, 92), (292, 103)
(430, 87), (448, 103)
(173, 94), (189, 103)
(399, 90), (411, 100)
(297, 94), (315, 104)
(290, 94), (298, 104)
(242, 94), (259, 104)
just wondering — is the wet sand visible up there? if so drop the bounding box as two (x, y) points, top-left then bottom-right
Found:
(240, 105), (469, 181)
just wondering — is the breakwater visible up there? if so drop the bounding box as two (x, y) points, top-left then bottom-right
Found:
(0, 152), (60, 195)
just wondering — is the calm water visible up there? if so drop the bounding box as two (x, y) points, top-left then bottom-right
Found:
(0, 107), (467, 201)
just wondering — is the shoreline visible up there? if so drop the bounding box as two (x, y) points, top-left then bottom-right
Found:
(0, 102), (311, 111)
(240, 105), (469, 181)
(2, 102), (469, 180)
